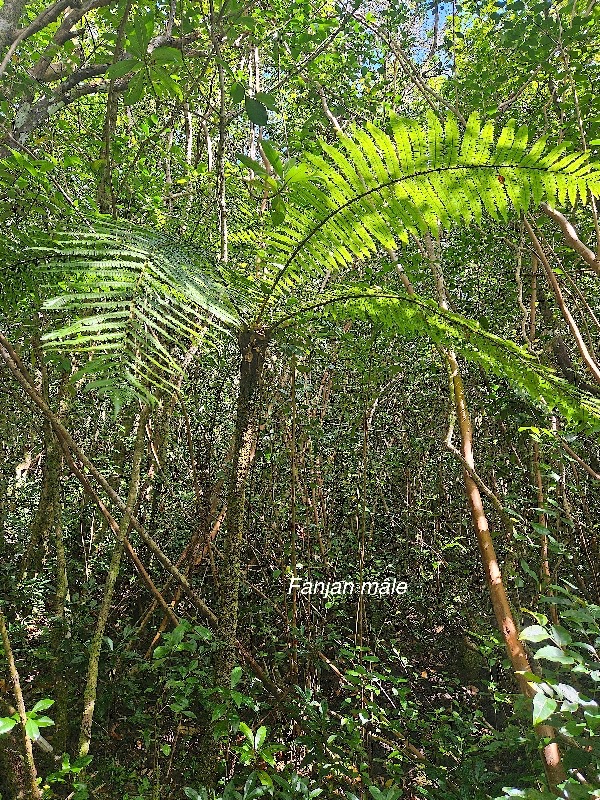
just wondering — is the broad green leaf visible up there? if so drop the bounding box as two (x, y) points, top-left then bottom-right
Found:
(151, 46), (183, 64)
(238, 721), (254, 746)
(151, 66), (183, 99)
(584, 709), (600, 730)
(105, 59), (141, 79)
(255, 725), (267, 750)
(31, 699), (54, 713)
(34, 716), (55, 728)
(532, 692), (557, 725)
(245, 97), (268, 126)
(255, 91), (278, 111)
(534, 645), (576, 665)
(256, 770), (273, 787)
(520, 625), (550, 643)
(270, 195), (286, 225)
(550, 625), (572, 647)
(260, 141), (284, 177)
(0, 717), (17, 735)
(230, 82), (245, 103)
(25, 718), (40, 741)
(237, 154), (267, 175)
(124, 73), (146, 105)
(230, 666), (242, 688)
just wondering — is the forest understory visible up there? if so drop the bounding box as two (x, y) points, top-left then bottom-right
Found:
(0, 0), (599, 798)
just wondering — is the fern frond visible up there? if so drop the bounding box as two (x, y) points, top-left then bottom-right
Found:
(34, 222), (241, 399)
(282, 287), (600, 428)
(259, 113), (600, 310)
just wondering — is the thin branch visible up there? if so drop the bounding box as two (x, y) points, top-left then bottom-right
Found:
(0, 0), (73, 79)
(425, 1), (439, 62)
(30, 0), (115, 80)
(524, 216), (600, 384)
(314, 82), (342, 133)
(540, 203), (600, 276)
(559, 439), (600, 480)
(497, 66), (543, 113)
(0, 333), (285, 697)
(351, 10), (467, 126)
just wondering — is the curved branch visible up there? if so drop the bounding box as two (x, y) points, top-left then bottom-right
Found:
(0, 0), (72, 79)
(539, 203), (600, 276)
(524, 216), (600, 385)
(31, 0), (116, 80)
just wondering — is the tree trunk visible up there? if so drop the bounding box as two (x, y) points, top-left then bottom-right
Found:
(448, 356), (566, 792)
(20, 419), (62, 579)
(200, 327), (269, 787)
(0, 609), (41, 800)
(421, 235), (567, 793)
(78, 405), (149, 757)
(214, 327), (270, 687)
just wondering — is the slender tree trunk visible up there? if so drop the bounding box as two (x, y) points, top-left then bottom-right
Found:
(20, 339), (72, 752)
(78, 405), (149, 757)
(21, 331), (68, 580)
(421, 235), (567, 792)
(96, 0), (133, 215)
(200, 328), (269, 787)
(524, 217), (600, 385)
(289, 362), (298, 680)
(0, 609), (41, 800)
(21, 420), (62, 580)
(448, 356), (566, 790)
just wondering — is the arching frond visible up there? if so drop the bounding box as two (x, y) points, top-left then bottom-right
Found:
(258, 112), (600, 310)
(33, 223), (241, 399)
(285, 287), (600, 427)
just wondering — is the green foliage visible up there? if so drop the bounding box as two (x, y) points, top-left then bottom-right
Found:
(31, 223), (240, 399)
(1, 0), (599, 798)
(234, 723), (282, 768)
(260, 112), (600, 303)
(306, 286), (600, 427)
(0, 698), (54, 741)
(19, 114), (600, 429)
(184, 771), (325, 800)
(41, 754), (92, 799)
(498, 591), (600, 799)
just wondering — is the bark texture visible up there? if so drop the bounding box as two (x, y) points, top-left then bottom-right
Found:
(215, 327), (270, 688)
(78, 405), (149, 757)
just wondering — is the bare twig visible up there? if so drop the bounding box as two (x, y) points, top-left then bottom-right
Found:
(524, 216), (600, 384)
(540, 203), (600, 276)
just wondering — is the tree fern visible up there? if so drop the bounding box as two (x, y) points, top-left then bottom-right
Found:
(258, 111), (600, 308)
(17, 113), (600, 419)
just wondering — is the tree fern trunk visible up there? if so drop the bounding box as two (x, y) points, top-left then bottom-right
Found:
(215, 327), (269, 687)
(201, 328), (269, 786)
